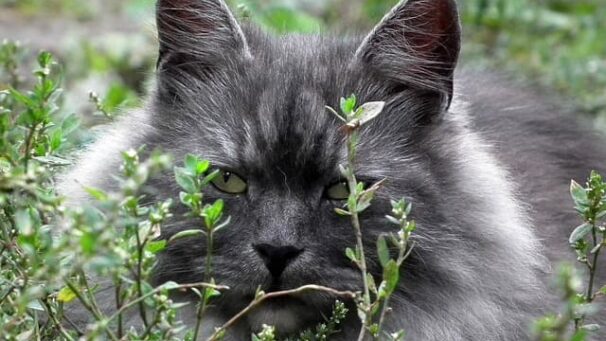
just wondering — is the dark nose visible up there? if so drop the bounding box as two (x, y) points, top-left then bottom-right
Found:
(253, 243), (304, 278)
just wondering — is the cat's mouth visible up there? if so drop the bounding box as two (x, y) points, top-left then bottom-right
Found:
(245, 295), (317, 335)
(240, 281), (326, 333)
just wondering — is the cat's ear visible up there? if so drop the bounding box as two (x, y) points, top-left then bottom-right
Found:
(156, 0), (251, 68)
(354, 0), (460, 108)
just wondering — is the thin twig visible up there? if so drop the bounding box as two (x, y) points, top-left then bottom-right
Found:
(41, 298), (75, 341)
(344, 130), (371, 341)
(107, 281), (228, 324)
(22, 123), (38, 168)
(134, 229), (150, 327)
(207, 285), (356, 341)
(64, 279), (120, 341)
(193, 227), (215, 341)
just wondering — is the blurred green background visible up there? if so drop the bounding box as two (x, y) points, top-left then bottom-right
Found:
(1, 0), (605, 131)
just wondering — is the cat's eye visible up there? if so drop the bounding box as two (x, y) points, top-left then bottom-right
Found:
(325, 181), (350, 200)
(210, 170), (247, 194)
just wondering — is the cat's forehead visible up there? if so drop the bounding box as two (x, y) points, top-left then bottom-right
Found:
(236, 81), (344, 184)
(250, 31), (358, 87)
(217, 33), (360, 181)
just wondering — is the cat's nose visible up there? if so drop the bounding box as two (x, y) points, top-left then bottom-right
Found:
(253, 243), (304, 278)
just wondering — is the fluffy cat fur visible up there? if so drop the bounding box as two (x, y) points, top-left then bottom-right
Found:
(58, 0), (606, 339)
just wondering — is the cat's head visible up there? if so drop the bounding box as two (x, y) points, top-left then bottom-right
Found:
(149, 0), (464, 333)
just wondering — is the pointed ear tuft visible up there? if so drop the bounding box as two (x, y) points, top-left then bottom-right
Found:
(156, 0), (251, 67)
(355, 0), (461, 108)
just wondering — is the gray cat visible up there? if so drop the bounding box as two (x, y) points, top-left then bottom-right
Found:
(58, 0), (606, 339)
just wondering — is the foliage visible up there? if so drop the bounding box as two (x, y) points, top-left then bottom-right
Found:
(460, 0), (606, 122)
(0, 42), (76, 341)
(1, 0), (605, 339)
(0, 43), (220, 341)
(0, 46), (417, 340)
(534, 172), (606, 340)
(2, 0), (603, 126)
(328, 95), (413, 340)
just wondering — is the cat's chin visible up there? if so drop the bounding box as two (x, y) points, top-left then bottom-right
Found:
(245, 297), (320, 335)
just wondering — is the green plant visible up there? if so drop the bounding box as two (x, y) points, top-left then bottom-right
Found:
(0, 44), (224, 341)
(328, 95), (414, 341)
(1, 45), (418, 340)
(534, 171), (606, 341)
(0, 44), (78, 340)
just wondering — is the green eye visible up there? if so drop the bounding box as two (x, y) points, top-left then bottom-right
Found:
(325, 181), (350, 200)
(211, 170), (247, 194)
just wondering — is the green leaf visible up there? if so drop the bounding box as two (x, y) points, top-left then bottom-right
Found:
(201, 169), (220, 187)
(146, 240), (167, 254)
(377, 235), (390, 268)
(345, 247), (357, 263)
(57, 287), (77, 303)
(179, 191), (193, 207)
(32, 155), (71, 166)
(214, 215), (231, 233)
(355, 101), (385, 125)
(357, 179), (385, 213)
(203, 199), (224, 228)
(367, 273), (377, 295)
(185, 154), (209, 176)
(61, 113), (80, 135)
(50, 128), (63, 151)
(26, 300), (44, 311)
(368, 323), (379, 337)
(203, 287), (221, 301)
(80, 232), (96, 256)
(174, 166), (197, 193)
(382, 259), (400, 296)
(334, 207), (351, 216)
(85, 187), (108, 201)
(162, 281), (180, 290)
(569, 223), (592, 244)
(169, 229), (206, 243)
(37, 51), (53, 68)
(8, 88), (34, 107)
(340, 95), (357, 115)
(571, 180), (588, 207)
(386, 215), (400, 226)
(196, 159), (210, 175)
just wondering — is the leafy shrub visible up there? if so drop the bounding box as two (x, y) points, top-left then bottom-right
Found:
(0, 45), (417, 340)
(0, 29), (605, 339)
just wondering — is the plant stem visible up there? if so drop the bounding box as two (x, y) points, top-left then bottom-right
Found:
(134, 229), (149, 327)
(22, 123), (38, 168)
(585, 227), (600, 303)
(114, 280), (123, 338)
(41, 298), (74, 341)
(207, 285), (356, 341)
(205, 230), (214, 282)
(192, 228), (215, 341)
(107, 282), (227, 324)
(344, 130), (371, 341)
(64, 279), (119, 341)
